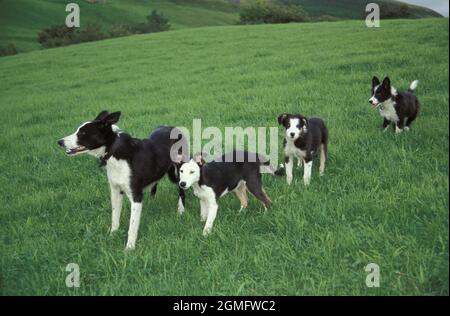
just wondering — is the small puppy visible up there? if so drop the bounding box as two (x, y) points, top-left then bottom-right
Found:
(369, 76), (420, 133)
(277, 113), (328, 186)
(177, 151), (277, 236)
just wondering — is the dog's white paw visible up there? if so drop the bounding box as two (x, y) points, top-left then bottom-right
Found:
(404, 126), (410, 132)
(287, 176), (293, 185)
(202, 227), (212, 236)
(125, 243), (135, 251)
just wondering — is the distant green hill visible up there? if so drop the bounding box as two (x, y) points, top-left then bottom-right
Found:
(0, 0), (240, 52)
(279, 0), (442, 19)
(0, 0), (442, 53)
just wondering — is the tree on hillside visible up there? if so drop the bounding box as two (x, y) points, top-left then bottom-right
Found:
(239, 0), (308, 24)
(131, 10), (171, 34)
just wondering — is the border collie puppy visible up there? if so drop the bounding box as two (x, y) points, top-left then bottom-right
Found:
(177, 151), (277, 236)
(369, 76), (420, 134)
(277, 113), (328, 186)
(58, 111), (187, 250)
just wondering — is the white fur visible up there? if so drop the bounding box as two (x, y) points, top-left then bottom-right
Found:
(177, 197), (185, 215)
(110, 184), (123, 233)
(409, 80), (419, 91)
(192, 183), (218, 235)
(286, 118), (301, 140)
(126, 202), (142, 250)
(61, 121), (90, 154)
(179, 160), (201, 189)
(303, 161), (312, 186)
(378, 99), (399, 123)
(284, 138), (308, 185)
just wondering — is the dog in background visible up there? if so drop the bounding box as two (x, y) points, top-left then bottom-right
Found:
(277, 113), (328, 186)
(369, 76), (420, 133)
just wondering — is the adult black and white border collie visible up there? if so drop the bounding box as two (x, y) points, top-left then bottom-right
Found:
(177, 151), (279, 236)
(369, 76), (420, 133)
(277, 113), (328, 186)
(58, 110), (187, 250)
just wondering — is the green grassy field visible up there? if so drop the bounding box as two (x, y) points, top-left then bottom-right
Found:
(0, 18), (448, 295)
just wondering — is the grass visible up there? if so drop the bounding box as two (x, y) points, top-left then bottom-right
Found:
(0, 0), (442, 53)
(0, 18), (448, 295)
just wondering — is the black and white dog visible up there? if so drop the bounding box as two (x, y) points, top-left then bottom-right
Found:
(277, 113), (328, 186)
(177, 151), (278, 236)
(369, 76), (420, 133)
(58, 111), (187, 250)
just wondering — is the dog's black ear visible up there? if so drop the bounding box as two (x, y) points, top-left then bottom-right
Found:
(278, 113), (289, 125)
(103, 111), (121, 125)
(372, 76), (380, 88)
(382, 77), (391, 89)
(193, 152), (206, 167)
(95, 110), (109, 121)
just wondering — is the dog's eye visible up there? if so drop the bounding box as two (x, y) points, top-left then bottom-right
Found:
(180, 170), (183, 173)
(79, 131), (86, 136)
(190, 171), (194, 174)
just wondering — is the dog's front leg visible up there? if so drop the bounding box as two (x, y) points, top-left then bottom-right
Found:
(285, 156), (294, 185)
(177, 188), (185, 215)
(126, 197), (143, 250)
(110, 184), (123, 233)
(200, 199), (208, 222)
(303, 159), (313, 186)
(203, 199), (218, 236)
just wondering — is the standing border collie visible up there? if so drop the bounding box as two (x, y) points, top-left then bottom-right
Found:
(369, 76), (420, 133)
(58, 111), (187, 250)
(177, 151), (278, 236)
(277, 113), (328, 186)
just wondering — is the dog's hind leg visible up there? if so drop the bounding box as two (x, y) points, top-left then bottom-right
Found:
(319, 144), (327, 176)
(246, 174), (271, 210)
(150, 183), (158, 197)
(234, 182), (248, 212)
(110, 184), (123, 233)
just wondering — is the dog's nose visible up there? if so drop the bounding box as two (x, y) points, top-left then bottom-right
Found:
(290, 133), (295, 138)
(369, 99), (373, 104)
(179, 181), (186, 188)
(57, 139), (65, 147)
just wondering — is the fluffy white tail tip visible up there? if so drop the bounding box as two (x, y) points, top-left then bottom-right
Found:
(410, 80), (419, 91)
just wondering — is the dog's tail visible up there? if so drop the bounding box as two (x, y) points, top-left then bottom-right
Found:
(408, 80), (419, 93)
(260, 160), (285, 177)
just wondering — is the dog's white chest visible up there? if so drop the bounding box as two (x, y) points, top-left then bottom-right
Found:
(284, 140), (306, 158)
(193, 183), (216, 201)
(106, 157), (131, 191)
(379, 100), (399, 122)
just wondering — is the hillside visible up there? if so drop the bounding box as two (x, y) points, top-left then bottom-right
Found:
(0, 19), (448, 295)
(0, 0), (443, 53)
(280, 0), (442, 19)
(0, 0), (240, 52)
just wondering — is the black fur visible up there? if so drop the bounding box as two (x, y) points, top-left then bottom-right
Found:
(370, 76), (420, 131)
(199, 151), (274, 208)
(278, 113), (328, 164)
(58, 111), (188, 205)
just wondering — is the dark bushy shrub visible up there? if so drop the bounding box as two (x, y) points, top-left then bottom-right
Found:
(37, 25), (77, 48)
(131, 10), (171, 34)
(108, 24), (133, 38)
(0, 43), (18, 57)
(380, 4), (413, 19)
(37, 10), (170, 49)
(240, 0), (308, 24)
